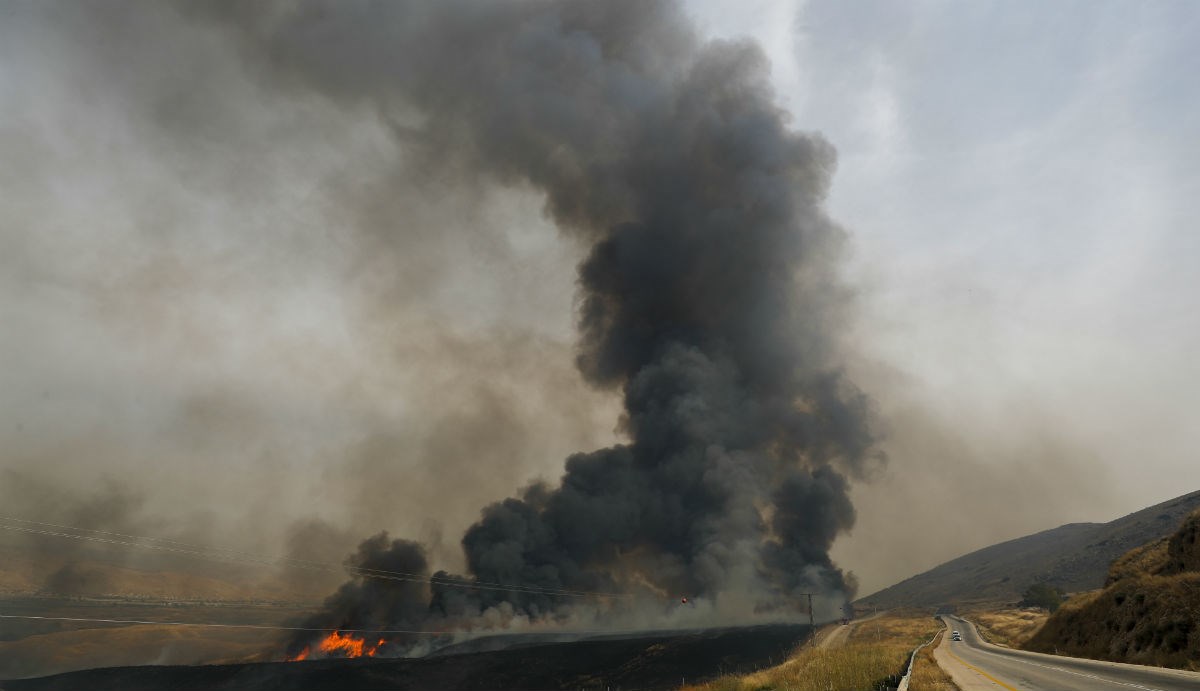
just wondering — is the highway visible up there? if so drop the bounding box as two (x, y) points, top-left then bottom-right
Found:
(933, 615), (1200, 691)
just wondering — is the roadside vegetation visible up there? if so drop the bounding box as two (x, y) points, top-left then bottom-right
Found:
(682, 611), (948, 691)
(1023, 508), (1200, 671)
(907, 630), (958, 691)
(964, 607), (1049, 648)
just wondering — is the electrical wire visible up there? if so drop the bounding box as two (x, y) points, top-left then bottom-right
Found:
(0, 613), (696, 639)
(0, 521), (605, 597)
(0, 613), (453, 635)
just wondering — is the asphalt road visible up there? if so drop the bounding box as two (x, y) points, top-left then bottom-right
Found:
(933, 615), (1200, 691)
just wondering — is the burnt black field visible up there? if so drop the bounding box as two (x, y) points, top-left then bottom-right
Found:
(2, 623), (811, 691)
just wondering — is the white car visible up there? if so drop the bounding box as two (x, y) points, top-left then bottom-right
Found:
(951, 630), (962, 641)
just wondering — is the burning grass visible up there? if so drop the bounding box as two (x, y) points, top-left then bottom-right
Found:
(682, 612), (943, 691)
(287, 630), (387, 661)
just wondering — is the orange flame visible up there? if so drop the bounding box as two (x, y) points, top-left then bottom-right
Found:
(288, 631), (386, 661)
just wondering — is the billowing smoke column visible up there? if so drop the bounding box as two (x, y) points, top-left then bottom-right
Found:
(197, 0), (880, 654)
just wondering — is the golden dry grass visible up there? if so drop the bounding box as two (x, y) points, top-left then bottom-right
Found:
(682, 612), (943, 691)
(1163, 509), (1200, 575)
(1107, 537), (1170, 585)
(908, 630), (958, 691)
(845, 610), (938, 645)
(0, 623), (281, 679)
(1021, 509), (1200, 671)
(965, 607), (1049, 648)
(1024, 572), (1200, 670)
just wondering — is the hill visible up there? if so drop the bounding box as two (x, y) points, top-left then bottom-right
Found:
(858, 489), (1200, 609)
(1022, 508), (1200, 670)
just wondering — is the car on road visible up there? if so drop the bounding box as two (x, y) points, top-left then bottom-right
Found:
(951, 630), (962, 641)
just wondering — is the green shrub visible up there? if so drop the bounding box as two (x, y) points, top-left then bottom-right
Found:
(1021, 583), (1064, 612)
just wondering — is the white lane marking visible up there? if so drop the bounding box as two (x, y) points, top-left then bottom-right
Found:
(964, 637), (1167, 691)
(1001, 655), (1165, 691)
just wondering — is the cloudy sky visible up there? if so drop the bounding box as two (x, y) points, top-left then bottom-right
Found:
(1, 1), (1196, 596)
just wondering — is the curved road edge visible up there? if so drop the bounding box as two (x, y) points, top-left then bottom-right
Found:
(936, 614), (1200, 691)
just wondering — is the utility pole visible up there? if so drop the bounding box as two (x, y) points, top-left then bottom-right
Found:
(802, 593), (816, 647)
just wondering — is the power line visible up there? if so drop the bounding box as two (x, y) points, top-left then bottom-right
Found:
(0, 517), (633, 600)
(0, 520), (604, 597)
(0, 515), (271, 551)
(0, 516), (428, 578)
(0, 613), (689, 640)
(0, 521), (605, 597)
(0, 515), (608, 595)
(0, 613), (448, 635)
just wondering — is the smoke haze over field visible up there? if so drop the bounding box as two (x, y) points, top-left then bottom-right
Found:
(196, 0), (885, 645)
(1, 0), (1197, 625)
(4, 0), (881, 633)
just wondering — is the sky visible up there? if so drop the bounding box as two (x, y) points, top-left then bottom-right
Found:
(690, 0), (1200, 591)
(1, 1), (1197, 598)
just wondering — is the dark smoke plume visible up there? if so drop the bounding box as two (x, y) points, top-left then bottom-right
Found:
(190, 0), (881, 653)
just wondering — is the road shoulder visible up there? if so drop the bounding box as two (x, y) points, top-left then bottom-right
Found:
(932, 624), (1014, 691)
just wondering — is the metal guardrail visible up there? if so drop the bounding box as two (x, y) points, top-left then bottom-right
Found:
(894, 625), (943, 691)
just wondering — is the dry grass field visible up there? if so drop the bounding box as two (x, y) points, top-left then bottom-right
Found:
(0, 539), (338, 680)
(682, 611), (950, 691)
(0, 596), (312, 679)
(965, 607), (1049, 648)
(0, 623), (279, 679)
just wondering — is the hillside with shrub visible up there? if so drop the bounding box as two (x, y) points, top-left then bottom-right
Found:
(859, 490), (1200, 608)
(1022, 508), (1200, 670)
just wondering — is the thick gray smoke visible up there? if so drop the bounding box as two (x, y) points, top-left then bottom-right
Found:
(191, 0), (881, 654)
